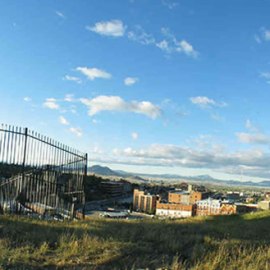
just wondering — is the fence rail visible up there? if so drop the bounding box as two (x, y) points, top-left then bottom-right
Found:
(0, 124), (87, 218)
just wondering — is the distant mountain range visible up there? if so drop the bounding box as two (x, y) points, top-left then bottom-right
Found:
(89, 165), (270, 188)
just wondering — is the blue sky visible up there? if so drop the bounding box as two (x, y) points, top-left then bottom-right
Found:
(1, 0), (270, 181)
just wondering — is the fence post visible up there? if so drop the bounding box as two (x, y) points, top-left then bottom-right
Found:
(22, 128), (28, 174)
(20, 128), (28, 213)
(82, 153), (88, 219)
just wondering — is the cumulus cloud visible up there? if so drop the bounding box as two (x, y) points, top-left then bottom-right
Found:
(43, 98), (59, 110)
(69, 127), (83, 137)
(64, 75), (81, 84)
(59, 116), (69, 126)
(236, 132), (270, 145)
(100, 144), (270, 179)
(190, 96), (227, 109)
(178, 40), (198, 58)
(88, 21), (198, 58)
(87, 20), (125, 37)
(76, 67), (111, 80)
(159, 28), (198, 57)
(80, 95), (161, 119)
(128, 26), (198, 57)
(124, 77), (138, 86)
(131, 132), (139, 140)
(236, 120), (270, 145)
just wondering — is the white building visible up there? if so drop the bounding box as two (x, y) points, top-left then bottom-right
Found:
(196, 198), (222, 216)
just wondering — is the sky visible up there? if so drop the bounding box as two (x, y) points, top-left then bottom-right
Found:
(1, 0), (270, 182)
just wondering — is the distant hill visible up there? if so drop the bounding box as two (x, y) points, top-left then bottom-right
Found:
(89, 165), (121, 176)
(89, 165), (147, 183)
(89, 164), (270, 188)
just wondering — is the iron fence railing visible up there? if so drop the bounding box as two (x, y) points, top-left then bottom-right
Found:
(0, 124), (87, 218)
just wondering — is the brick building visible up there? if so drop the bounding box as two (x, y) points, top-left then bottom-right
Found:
(168, 188), (209, 205)
(156, 201), (195, 218)
(133, 189), (158, 214)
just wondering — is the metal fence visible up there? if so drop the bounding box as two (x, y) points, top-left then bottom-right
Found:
(0, 124), (87, 218)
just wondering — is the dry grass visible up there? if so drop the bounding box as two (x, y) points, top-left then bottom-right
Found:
(1, 211), (270, 269)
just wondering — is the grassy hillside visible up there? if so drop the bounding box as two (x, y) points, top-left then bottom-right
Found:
(1, 211), (270, 270)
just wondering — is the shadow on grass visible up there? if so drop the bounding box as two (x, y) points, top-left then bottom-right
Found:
(1, 211), (270, 269)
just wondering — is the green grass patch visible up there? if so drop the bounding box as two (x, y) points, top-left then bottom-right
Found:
(1, 211), (270, 269)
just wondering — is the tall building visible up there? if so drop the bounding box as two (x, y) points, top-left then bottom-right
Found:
(133, 189), (158, 214)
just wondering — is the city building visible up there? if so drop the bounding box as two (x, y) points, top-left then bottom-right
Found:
(258, 200), (270, 210)
(101, 181), (131, 197)
(196, 198), (222, 216)
(168, 191), (188, 204)
(226, 192), (241, 202)
(133, 189), (158, 214)
(168, 187), (209, 205)
(156, 201), (195, 218)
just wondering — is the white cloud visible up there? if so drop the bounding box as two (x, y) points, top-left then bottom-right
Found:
(236, 120), (270, 145)
(131, 132), (139, 140)
(59, 116), (69, 126)
(156, 40), (171, 52)
(236, 132), (270, 145)
(23, 97), (32, 102)
(43, 98), (59, 110)
(87, 20), (125, 37)
(64, 75), (81, 84)
(124, 77), (138, 86)
(177, 40), (198, 58)
(88, 21), (198, 58)
(99, 144), (270, 179)
(158, 28), (198, 57)
(127, 26), (156, 45)
(80, 95), (161, 119)
(69, 127), (82, 137)
(190, 96), (227, 109)
(76, 67), (111, 80)
(64, 94), (75, 102)
(55, 11), (65, 19)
